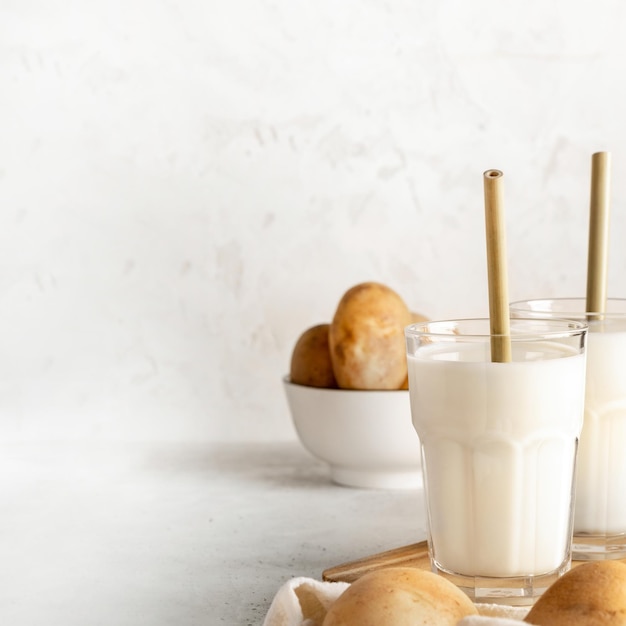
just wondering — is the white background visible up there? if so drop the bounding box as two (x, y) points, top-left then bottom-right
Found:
(2, 0), (626, 443)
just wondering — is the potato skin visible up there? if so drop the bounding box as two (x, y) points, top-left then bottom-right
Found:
(329, 282), (412, 390)
(524, 561), (626, 626)
(290, 324), (337, 388)
(322, 567), (478, 626)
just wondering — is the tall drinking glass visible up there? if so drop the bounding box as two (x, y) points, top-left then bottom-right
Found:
(405, 318), (587, 605)
(510, 298), (626, 560)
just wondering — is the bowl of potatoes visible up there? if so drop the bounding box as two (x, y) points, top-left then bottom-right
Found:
(283, 281), (426, 489)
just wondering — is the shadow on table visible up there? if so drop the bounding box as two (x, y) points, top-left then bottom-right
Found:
(138, 441), (336, 489)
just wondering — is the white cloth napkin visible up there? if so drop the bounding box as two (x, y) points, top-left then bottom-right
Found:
(263, 576), (530, 626)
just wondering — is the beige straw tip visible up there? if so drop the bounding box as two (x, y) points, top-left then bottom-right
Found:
(484, 169), (503, 179)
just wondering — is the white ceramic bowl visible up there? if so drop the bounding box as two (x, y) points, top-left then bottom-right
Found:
(283, 377), (422, 489)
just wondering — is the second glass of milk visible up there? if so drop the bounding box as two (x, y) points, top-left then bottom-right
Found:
(510, 298), (626, 561)
(405, 318), (587, 605)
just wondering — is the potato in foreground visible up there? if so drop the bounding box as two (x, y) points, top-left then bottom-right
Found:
(290, 324), (337, 388)
(329, 282), (412, 390)
(322, 566), (478, 626)
(524, 560), (626, 626)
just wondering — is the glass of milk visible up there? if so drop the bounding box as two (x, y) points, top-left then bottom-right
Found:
(405, 318), (587, 605)
(510, 298), (626, 561)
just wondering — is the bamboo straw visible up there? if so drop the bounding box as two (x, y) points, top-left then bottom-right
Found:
(483, 169), (512, 362)
(586, 151), (611, 320)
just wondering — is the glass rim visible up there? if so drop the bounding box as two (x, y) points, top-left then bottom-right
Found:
(405, 317), (588, 341)
(510, 297), (626, 318)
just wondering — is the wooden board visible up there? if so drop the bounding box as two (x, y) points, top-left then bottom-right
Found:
(323, 541), (626, 583)
(323, 541), (430, 583)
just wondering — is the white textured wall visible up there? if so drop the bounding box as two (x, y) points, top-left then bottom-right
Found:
(1, 0), (626, 442)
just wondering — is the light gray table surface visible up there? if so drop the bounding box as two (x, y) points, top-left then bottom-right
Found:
(0, 441), (427, 625)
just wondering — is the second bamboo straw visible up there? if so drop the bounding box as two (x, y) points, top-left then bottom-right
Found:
(586, 151), (611, 320)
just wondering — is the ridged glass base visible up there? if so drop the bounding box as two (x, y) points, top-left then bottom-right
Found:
(573, 532), (626, 560)
(430, 557), (571, 606)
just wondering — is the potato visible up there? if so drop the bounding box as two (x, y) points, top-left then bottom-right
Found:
(290, 324), (337, 388)
(329, 282), (412, 390)
(524, 561), (626, 626)
(322, 567), (478, 626)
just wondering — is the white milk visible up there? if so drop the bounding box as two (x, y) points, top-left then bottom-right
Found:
(575, 330), (626, 534)
(408, 343), (585, 578)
